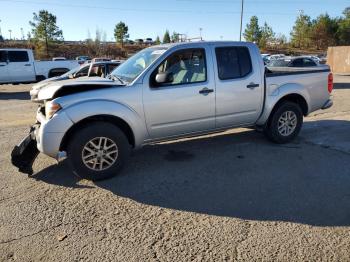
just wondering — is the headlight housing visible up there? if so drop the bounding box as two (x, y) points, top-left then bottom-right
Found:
(45, 101), (62, 119)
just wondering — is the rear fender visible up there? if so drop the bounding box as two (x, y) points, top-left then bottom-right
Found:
(256, 83), (310, 126)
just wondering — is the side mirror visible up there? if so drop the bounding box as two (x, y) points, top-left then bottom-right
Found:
(155, 72), (173, 84)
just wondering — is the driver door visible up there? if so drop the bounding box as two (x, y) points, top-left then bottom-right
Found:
(143, 47), (216, 139)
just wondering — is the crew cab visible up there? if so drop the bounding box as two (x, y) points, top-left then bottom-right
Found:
(0, 48), (79, 84)
(11, 41), (333, 181)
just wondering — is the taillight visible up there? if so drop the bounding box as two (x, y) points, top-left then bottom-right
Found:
(328, 73), (333, 93)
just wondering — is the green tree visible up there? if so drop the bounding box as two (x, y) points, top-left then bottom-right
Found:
(29, 10), (63, 57)
(337, 7), (350, 45)
(259, 22), (275, 48)
(155, 36), (161, 45)
(171, 31), (179, 43)
(114, 21), (129, 47)
(290, 12), (312, 48)
(243, 16), (261, 44)
(163, 30), (171, 43)
(310, 14), (338, 49)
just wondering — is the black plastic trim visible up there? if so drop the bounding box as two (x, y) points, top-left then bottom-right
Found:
(266, 68), (330, 78)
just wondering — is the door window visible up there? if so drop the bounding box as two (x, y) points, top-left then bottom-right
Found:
(151, 48), (207, 87)
(75, 66), (89, 77)
(291, 58), (303, 67)
(215, 47), (252, 80)
(108, 64), (118, 74)
(0, 51), (7, 62)
(8, 51), (29, 62)
(303, 58), (317, 67)
(90, 65), (106, 77)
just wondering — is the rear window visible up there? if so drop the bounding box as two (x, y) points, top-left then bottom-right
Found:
(8, 51), (29, 62)
(215, 47), (252, 80)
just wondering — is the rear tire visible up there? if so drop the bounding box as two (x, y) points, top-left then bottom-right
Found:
(67, 122), (131, 181)
(264, 102), (303, 144)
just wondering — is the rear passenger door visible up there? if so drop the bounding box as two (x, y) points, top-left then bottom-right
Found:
(213, 45), (263, 128)
(7, 51), (35, 82)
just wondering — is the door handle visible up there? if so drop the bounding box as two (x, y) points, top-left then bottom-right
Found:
(0, 65), (5, 67)
(246, 83), (259, 89)
(24, 64), (31, 66)
(199, 87), (214, 95)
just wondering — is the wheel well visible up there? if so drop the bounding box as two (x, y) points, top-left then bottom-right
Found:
(48, 68), (69, 78)
(273, 94), (308, 116)
(60, 115), (135, 151)
(36, 75), (46, 82)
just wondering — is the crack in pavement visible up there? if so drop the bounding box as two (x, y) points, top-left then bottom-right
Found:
(0, 220), (89, 245)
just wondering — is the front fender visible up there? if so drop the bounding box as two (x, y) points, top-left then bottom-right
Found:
(63, 99), (148, 148)
(256, 83), (310, 126)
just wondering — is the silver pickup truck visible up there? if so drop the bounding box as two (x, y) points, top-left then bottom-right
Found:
(12, 41), (333, 181)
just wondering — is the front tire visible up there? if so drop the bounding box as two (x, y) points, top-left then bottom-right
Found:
(264, 102), (303, 144)
(67, 122), (130, 181)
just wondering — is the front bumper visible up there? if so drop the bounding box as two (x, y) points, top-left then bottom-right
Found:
(11, 108), (73, 175)
(11, 125), (40, 175)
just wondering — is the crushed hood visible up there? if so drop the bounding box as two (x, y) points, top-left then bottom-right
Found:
(32, 77), (119, 102)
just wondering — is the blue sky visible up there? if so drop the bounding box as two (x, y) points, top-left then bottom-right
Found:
(0, 0), (349, 41)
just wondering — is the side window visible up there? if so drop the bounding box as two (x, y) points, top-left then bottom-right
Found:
(0, 51), (7, 62)
(291, 58), (303, 67)
(8, 51), (29, 62)
(215, 47), (252, 80)
(151, 48), (207, 87)
(108, 64), (118, 73)
(76, 66), (89, 77)
(303, 58), (316, 67)
(90, 65), (105, 77)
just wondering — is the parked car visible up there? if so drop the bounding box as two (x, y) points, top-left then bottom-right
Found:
(135, 39), (144, 45)
(76, 56), (91, 65)
(261, 54), (270, 65)
(0, 48), (79, 84)
(12, 41), (333, 181)
(268, 54), (286, 61)
(144, 38), (153, 45)
(76, 56), (91, 61)
(267, 56), (329, 72)
(125, 40), (135, 45)
(30, 61), (121, 101)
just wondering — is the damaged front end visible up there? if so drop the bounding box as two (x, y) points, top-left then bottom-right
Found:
(11, 125), (40, 176)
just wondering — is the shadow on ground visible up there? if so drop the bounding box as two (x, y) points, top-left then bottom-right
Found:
(31, 120), (350, 227)
(0, 92), (30, 100)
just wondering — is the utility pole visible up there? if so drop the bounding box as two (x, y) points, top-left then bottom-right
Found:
(239, 0), (244, 41)
(199, 28), (203, 41)
(8, 29), (12, 40)
(20, 28), (24, 40)
(0, 19), (2, 36)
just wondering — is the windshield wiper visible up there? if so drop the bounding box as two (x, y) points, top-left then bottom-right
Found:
(108, 74), (126, 85)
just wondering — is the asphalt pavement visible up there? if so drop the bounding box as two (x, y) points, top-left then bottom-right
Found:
(0, 76), (349, 261)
